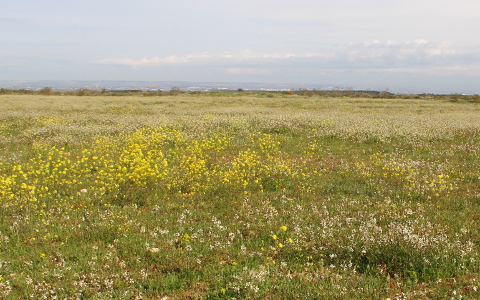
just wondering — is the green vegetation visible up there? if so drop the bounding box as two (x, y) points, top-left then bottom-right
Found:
(1, 86), (480, 102)
(0, 94), (479, 299)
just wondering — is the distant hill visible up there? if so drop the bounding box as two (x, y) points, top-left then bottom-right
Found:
(0, 80), (366, 92)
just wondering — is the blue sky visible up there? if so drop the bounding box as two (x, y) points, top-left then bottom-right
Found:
(2, 0), (480, 93)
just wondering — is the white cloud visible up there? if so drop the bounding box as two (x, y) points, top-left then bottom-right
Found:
(96, 54), (211, 67)
(226, 68), (272, 75)
(95, 51), (301, 67)
(95, 40), (479, 75)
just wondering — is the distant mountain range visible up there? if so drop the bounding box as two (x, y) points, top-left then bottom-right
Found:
(0, 80), (373, 92)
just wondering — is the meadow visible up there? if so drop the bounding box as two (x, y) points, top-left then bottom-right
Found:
(0, 93), (479, 299)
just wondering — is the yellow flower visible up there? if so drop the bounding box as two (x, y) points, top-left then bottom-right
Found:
(272, 234), (277, 240)
(280, 225), (287, 231)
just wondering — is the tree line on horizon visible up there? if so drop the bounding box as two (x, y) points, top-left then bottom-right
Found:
(0, 86), (479, 102)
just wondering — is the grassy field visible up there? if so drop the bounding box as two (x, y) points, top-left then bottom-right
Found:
(0, 93), (479, 299)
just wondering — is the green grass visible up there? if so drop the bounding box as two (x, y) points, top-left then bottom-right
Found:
(0, 94), (479, 299)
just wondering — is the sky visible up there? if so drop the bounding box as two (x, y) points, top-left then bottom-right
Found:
(1, 0), (480, 93)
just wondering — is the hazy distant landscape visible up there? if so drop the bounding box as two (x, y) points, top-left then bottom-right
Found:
(0, 80), (381, 93)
